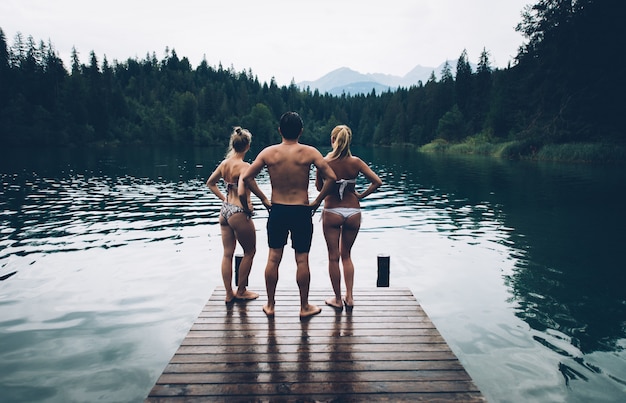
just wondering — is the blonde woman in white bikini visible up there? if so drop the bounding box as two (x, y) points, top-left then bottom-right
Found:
(207, 127), (270, 303)
(316, 125), (382, 310)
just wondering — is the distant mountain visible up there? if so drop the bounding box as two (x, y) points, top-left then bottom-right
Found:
(297, 60), (476, 96)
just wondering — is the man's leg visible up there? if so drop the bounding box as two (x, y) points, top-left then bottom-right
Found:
(263, 247), (283, 316)
(295, 251), (321, 318)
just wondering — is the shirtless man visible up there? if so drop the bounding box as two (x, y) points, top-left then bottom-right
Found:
(240, 111), (337, 319)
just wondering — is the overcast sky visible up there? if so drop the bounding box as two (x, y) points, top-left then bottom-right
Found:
(2, 0), (531, 86)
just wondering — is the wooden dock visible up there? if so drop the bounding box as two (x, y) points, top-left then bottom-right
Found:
(146, 287), (485, 402)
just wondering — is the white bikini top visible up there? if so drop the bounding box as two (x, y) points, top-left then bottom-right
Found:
(336, 179), (356, 200)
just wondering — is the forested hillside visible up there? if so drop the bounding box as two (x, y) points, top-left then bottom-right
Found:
(1, 0), (623, 154)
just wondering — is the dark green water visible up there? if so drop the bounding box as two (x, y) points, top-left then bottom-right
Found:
(1, 146), (624, 402)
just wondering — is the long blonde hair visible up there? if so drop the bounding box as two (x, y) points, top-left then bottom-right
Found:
(226, 126), (252, 158)
(327, 125), (352, 160)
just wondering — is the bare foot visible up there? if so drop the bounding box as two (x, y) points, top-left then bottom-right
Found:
(262, 304), (275, 317)
(325, 297), (343, 310)
(300, 304), (322, 319)
(343, 297), (354, 308)
(224, 293), (236, 304)
(235, 290), (259, 300)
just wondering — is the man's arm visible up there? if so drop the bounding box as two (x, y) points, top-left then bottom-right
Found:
(309, 152), (336, 210)
(243, 177), (271, 210)
(239, 152), (267, 210)
(315, 164), (324, 191)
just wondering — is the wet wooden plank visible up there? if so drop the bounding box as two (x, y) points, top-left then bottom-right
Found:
(146, 288), (485, 402)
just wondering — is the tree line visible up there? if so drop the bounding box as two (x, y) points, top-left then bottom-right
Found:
(1, 0), (622, 152)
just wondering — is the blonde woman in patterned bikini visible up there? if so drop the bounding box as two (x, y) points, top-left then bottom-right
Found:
(316, 125), (382, 309)
(207, 127), (270, 303)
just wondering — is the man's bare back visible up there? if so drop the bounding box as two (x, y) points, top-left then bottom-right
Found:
(248, 140), (334, 206)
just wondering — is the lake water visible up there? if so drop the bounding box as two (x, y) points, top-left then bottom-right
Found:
(1, 146), (625, 402)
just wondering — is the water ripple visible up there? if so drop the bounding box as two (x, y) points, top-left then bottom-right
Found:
(0, 174), (219, 264)
(1, 148), (625, 403)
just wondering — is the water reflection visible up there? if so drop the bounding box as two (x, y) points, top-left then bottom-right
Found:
(369, 149), (626, 342)
(265, 319), (285, 389)
(297, 320), (311, 385)
(1, 146), (625, 402)
(328, 311), (355, 394)
(361, 148), (626, 400)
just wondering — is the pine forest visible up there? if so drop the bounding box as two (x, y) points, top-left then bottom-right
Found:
(1, 0), (623, 160)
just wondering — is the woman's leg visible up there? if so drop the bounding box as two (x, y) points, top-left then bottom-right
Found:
(340, 213), (361, 306)
(220, 215), (237, 303)
(323, 211), (344, 309)
(229, 213), (258, 299)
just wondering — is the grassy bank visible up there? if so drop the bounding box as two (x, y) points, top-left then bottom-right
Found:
(419, 138), (626, 163)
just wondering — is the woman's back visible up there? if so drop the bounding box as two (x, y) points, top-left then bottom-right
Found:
(221, 157), (250, 206)
(324, 156), (363, 208)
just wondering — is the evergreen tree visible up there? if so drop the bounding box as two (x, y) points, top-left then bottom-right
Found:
(455, 50), (473, 135)
(440, 62), (453, 83)
(437, 104), (465, 141)
(436, 61), (456, 136)
(477, 48), (492, 75)
(0, 28), (11, 140)
(70, 46), (81, 75)
(0, 28), (11, 105)
(475, 48), (493, 136)
(65, 47), (91, 143)
(515, 0), (624, 143)
(9, 32), (26, 67)
(244, 103), (275, 146)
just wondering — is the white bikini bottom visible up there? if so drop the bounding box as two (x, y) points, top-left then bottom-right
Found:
(323, 207), (361, 219)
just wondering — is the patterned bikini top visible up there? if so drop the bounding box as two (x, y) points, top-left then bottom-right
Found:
(225, 180), (238, 198)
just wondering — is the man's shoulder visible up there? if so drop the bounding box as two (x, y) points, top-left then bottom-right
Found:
(274, 142), (319, 155)
(256, 144), (279, 157)
(298, 143), (322, 155)
(261, 143), (280, 151)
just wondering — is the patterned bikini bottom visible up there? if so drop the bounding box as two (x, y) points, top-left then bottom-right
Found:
(220, 202), (250, 221)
